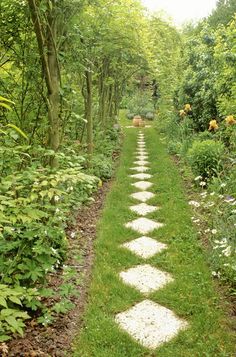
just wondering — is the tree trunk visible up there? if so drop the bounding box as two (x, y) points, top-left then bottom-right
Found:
(28, 0), (61, 168)
(85, 69), (93, 165)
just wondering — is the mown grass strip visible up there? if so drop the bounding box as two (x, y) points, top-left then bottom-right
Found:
(72, 124), (234, 357)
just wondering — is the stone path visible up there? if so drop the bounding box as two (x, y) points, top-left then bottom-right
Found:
(115, 131), (188, 350)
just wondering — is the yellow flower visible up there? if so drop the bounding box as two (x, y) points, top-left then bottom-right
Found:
(184, 104), (191, 112)
(225, 115), (236, 125)
(98, 179), (103, 188)
(209, 120), (219, 131)
(179, 110), (186, 117)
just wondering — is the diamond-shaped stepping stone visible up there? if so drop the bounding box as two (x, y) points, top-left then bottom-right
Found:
(129, 203), (158, 216)
(130, 173), (152, 180)
(131, 191), (155, 202)
(119, 264), (173, 294)
(130, 166), (149, 173)
(136, 153), (148, 157)
(132, 181), (153, 190)
(136, 149), (148, 153)
(122, 236), (167, 259)
(115, 300), (188, 349)
(134, 160), (149, 166)
(136, 156), (149, 161)
(125, 217), (163, 234)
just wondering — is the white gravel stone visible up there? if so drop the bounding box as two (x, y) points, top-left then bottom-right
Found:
(115, 300), (188, 349)
(122, 236), (167, 259)
(132, 181), (153, 190)
(134, 160), (149, 166)
(130, 173), (152, 180)
(119, 264), (173, 294)
(129, 203), (158, 216)
(131, 191), (155, 202)
(125, 217), (164, 234)
(130, 166), (149, 173)
(137, 143), (146, 147)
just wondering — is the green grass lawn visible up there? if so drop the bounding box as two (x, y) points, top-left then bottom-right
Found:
(72, 122), (234, 357)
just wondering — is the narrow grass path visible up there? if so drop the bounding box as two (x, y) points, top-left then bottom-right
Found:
(72, 125), (234, 357)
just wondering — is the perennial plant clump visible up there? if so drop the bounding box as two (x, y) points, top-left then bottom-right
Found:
(187, 140), (224, 179)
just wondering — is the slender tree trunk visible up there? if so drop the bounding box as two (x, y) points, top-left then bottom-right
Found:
(28, 0), (61, 168)
(85, 69), (93, 164)
(47, 13), (60, 168)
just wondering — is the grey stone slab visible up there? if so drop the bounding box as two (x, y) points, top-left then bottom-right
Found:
(115, 300), (188, 349)
(125, 217), (164, 234)
(122, 236), (167, 259)
(132, 181), (153, 190)
(119, 264), (173, 294)
(129, 203), (158, 216)
(130, 191), (155, 202)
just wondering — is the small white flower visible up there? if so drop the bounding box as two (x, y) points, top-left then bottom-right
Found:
(221, 238), (227, 244)
(189, 200), (200, 208)
(220, 183), (226, 188)
(205, 228), (211, 233)
(70, 232), (76, 238)
(54, 195), (60, 202)
(51, 247), (57, 255)
(206, 202), (215, 208)
(199, 181), (206, 187)
(222, 246), (231, 257)
(55, 208), (60, 213)
(211, 229), (217, 235)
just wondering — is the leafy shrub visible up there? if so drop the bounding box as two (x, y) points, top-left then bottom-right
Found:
(0, 167), (98, 286)
(0, 285), (40, 341)
(167, 140), (182, 155)
(187, 139), (224, 179)
(195, 130), (213, 142)
(89, 154), (113, 180)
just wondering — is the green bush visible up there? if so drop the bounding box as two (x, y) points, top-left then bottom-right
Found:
(187, 139), (225, 179)
(89, 154), (113, 180)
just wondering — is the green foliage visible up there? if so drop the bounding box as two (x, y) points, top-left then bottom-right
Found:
(89, 154), (113, 180)
(0, 167), (98, 286)
(187, 140), (224, 179)
(126, 91), (155, 117)
(0, 285), (39, 340)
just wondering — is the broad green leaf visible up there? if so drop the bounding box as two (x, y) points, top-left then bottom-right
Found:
(6, 124), (28, 140)
(8, 296), (22, 306)
(0, 297), (7, 308)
